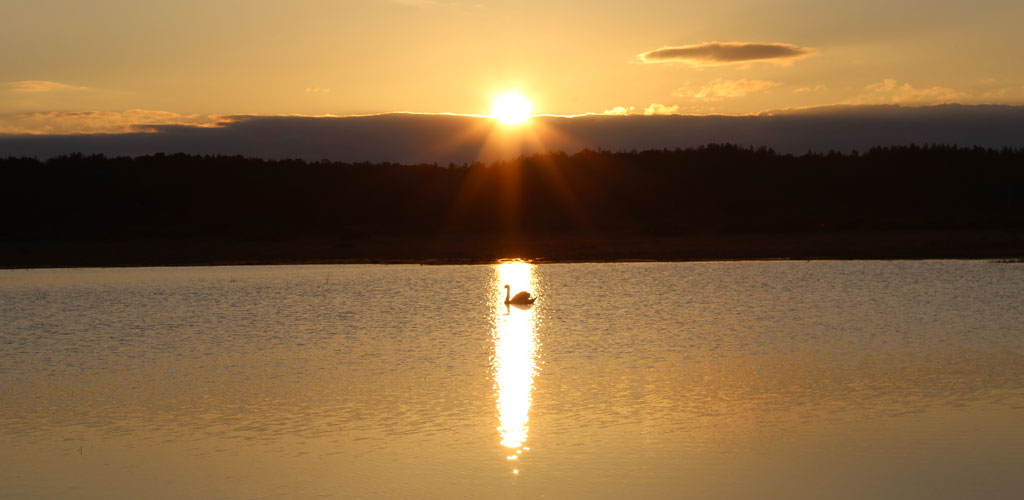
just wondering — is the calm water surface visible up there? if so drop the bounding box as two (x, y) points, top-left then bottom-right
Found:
(1, 261), (1023, 499)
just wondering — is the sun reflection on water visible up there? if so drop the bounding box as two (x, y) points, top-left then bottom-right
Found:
(491, 261), (540, 473)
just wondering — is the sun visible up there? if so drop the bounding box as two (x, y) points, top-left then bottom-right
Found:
(491, 92), (532, 125)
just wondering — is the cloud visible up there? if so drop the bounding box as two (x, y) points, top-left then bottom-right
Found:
(643, 103), (680, 115)
(602, 104), (679, 115)
(0, 110), (223, 135)
(794, 85), (827, 93)
(639, 42), (815, 67)
(305, 87), (331, 94)
(387, 0), (439, 6)
(852, 79), (966, 104)
(677, 79), (780, 101)
(8, 80), (90, 93)
(976, 85), (1024, 100)
(602, 106), (635, 115)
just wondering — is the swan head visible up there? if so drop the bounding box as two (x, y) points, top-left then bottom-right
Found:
(504, 284), (510, 289)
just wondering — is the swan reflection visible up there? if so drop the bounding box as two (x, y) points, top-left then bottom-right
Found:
(491, 261), (540, 473)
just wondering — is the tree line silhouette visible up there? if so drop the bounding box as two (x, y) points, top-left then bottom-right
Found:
(1, 144), (1022, 264)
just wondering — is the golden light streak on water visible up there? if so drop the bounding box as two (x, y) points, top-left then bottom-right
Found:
(491, 261), (540, 473)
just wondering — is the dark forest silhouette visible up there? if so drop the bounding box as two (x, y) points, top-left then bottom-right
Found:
(2, 144), (1022, 266)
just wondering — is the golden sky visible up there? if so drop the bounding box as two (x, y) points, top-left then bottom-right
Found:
(2, 0), (1024, 133)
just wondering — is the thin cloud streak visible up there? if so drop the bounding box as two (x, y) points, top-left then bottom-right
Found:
(602, 106), (635, 115)
(677, 79), (781, 101)
(387, 0), (439, 6)
(601, 104), (683, 116)
(794, 85), (828, 93)
(643, 103), (680, 115)
(639, 42), (815, 67)
(851, 79), (965, 104)
(8, 80), (90, 93)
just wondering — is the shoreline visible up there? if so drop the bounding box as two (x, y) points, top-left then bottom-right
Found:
(3, 231), (1022, 269)
(3, 257), (1022, 272)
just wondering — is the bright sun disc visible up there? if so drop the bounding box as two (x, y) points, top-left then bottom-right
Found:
(491, 92), (532, 125)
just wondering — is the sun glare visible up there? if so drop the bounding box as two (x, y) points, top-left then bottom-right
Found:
(491, 92), (532, 125)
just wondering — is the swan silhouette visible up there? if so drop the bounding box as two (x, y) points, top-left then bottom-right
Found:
(504, 284), (537, 305)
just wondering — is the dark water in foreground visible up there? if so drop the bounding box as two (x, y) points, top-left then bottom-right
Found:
(1, 261), (1023, 499)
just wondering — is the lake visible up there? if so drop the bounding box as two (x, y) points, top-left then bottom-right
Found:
(1, 261), (1023, 499)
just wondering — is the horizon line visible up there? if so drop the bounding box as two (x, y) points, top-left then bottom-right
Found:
(4, 102), (1024, 137)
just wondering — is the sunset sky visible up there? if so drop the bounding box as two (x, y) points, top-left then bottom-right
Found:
(3, 0), (1023, 135)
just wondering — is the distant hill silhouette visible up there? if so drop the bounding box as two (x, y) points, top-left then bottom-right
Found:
(1, 144), (1022, 266)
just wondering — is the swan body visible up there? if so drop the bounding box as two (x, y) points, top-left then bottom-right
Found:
(504, 284), (536, 305)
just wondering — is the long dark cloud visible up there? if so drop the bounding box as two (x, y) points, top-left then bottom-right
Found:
(640, 42), (814, 66)
(2, 105), (1024, 163)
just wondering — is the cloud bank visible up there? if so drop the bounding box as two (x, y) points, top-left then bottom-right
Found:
(0, 110), (223, 135)
(2, 105), (1023, 163)
(639, 42), (815, 67)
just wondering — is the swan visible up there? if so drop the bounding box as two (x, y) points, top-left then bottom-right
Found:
(504, 284), (536, 305)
